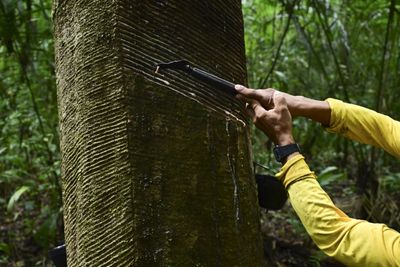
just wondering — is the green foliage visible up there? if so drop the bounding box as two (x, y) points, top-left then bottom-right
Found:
(380, 172), (400, 193)
(0, 0), (61, 265)
(7, 185), (30, 212)
(317, 166), (345, 187)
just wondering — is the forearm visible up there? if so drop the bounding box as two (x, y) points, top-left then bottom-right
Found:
(287, 95), (400, 158)
(276, 155), (400, 266)
(326, 99), (400, 158)
(284, 94), (331, 126)
(289, 178), (399, 267)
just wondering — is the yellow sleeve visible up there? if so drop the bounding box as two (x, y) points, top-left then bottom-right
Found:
(276, 155), (400, 267)
(326, 98), (400, 158)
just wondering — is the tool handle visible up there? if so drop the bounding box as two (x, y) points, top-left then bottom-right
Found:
(190, 67), (237, 96)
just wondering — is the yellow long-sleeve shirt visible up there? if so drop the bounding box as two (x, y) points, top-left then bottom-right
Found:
(276, 98), (400, 266)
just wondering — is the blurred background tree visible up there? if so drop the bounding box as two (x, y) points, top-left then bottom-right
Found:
(0, 0), (399, 266)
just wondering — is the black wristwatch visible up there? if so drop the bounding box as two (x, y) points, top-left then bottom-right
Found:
(273, 143), (301, 163)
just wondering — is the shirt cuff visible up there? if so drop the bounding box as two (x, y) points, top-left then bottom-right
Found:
(325, 98), (346, 135)
(275, 154), (316, 188)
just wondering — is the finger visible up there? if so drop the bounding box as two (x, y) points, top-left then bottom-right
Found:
(236, 94), (258, 105)
(246, 100), (266, 120)
(243, 97), (255, 105)
(235, 94), (246, 101)
(245, 102), (256, 119)
(235, 84), (264, 101)
(250, 99), (267, 115)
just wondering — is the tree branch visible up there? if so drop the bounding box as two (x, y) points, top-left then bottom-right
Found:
(375, 0), (396, 112)
(312, 0), (350, 102)
(258, 0), (298, 88)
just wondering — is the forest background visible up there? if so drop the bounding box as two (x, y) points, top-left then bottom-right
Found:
(0, 0), (399, 266)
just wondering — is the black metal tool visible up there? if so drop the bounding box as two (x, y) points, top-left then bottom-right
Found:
(155, 60), (237, 96)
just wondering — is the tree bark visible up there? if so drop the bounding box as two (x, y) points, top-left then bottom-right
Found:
(54, 1), (264, 266)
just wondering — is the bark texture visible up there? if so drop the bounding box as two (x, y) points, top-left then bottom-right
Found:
(54, 0), (264, 266)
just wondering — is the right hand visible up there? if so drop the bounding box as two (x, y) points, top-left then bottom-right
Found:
(235, 84), (332, 126)
(235, 85), (299, 117)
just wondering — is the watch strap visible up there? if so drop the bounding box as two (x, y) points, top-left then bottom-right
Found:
(273, 143), (301, 163)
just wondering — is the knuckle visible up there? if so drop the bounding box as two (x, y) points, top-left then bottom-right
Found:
(278, 105), (288, 112)
(259, 111), (268, 119)
(276, 103), (288, 113)
(254, 111), (268, 123)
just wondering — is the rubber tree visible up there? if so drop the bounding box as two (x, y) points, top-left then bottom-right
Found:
(53, 1), (264, 266)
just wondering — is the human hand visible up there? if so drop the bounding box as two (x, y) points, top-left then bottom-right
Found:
(235, 84), (331, 125)
(245, 91), (295, 146)
(235, 85), (300, 117)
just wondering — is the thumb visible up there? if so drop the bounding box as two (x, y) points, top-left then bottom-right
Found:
(235, 84), (263, 101)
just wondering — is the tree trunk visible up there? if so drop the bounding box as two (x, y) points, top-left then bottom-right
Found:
(53, 1), (264, 266)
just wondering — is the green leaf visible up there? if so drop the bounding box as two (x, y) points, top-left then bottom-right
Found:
(7, 186), (30, 212)
(0, 242), (10, 255)
(318, 166), (345, 186)
(274, 70), (287, 81)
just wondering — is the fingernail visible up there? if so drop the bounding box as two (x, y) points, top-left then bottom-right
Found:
(235, 84), (245, 91)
